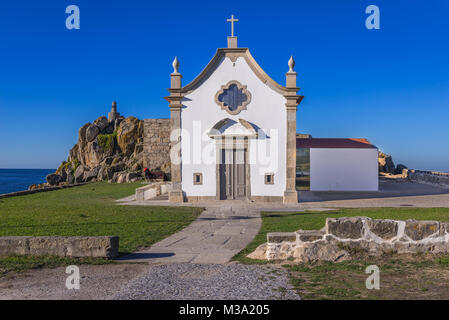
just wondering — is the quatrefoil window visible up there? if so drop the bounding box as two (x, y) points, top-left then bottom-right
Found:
(215, 80), (252, 115)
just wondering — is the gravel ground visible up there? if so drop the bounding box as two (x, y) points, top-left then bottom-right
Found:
(0, 263), (148, 300)
(114, 263), (300, 300)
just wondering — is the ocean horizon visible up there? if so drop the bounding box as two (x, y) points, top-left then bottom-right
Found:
(0, 168), (55, 195)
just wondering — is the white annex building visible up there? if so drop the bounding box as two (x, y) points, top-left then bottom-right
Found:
(165, 16), (378, 204)
(296, 137), (379, 192)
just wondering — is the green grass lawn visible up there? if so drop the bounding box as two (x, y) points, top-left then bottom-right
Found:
(233, 207), (449, 299)
(284, 255), (449, 300)
(0, 182), (202, 276)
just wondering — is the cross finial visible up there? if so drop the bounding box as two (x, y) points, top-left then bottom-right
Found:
(227, 14), (238, 37)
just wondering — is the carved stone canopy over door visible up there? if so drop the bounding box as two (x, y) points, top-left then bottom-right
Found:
(215, 80), (252, 115)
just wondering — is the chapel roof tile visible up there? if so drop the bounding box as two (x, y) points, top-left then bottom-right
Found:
(296, 138), (377, 149)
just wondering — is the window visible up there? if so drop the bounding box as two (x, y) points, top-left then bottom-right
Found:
(264, 173), (274, 185)
(217, 84), (248, 112)
(215, 80), (252, 115)
(193, 173), (203, 185)
(296, 148), (310, 190)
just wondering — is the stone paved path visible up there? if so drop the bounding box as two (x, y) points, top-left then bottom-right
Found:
(119, 205), (261, 264)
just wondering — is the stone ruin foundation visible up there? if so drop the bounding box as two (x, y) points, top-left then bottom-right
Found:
(248, 217), (449, 263)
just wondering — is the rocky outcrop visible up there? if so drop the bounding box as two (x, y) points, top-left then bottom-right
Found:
(378, 152), (395, 174)
(117, 117), (142, 157)
(251, 217), (449, 263)
(395, 164), (408, 174)
(86, 124), (100, 142)
(41, 102), (169, 189)
(46, 173), (64, 186)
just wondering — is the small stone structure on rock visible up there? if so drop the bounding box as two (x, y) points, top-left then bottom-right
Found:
(249, 216), (449, 263)
(108, 101), (120, 122)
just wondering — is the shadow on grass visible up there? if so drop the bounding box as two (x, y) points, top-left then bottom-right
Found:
(116, 252), (175, 260)
(0, 219), (202, 230)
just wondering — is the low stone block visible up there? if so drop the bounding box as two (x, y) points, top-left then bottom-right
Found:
(0, 236), (119, 258)
(293, 240), (350, 263)
(267, 232), (296, 244)
(160, 183), (172, 194)
(405, 220), (439, 241)
(296, 230), (325, 242)
(326, 217), (364, 239)
(0, 236), (29, 255)
(367, 219), (398, 240)
(135, 183), (160, 200)
(144, 187), (158, 200)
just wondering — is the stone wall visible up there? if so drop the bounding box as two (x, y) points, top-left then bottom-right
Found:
(250, 217), (449, 263)
(143, 119), (171, 172)
(0, 236), (119, 258)
(0, 183), (87, 199)
(406, 169), (449, 189)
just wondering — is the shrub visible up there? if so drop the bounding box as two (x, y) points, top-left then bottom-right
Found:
(71, 158), (81, 176)
(98, 131), (117, 152)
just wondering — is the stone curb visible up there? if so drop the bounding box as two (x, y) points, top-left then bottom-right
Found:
(0, 183), (89, 199)
(0, 236), (119, 258)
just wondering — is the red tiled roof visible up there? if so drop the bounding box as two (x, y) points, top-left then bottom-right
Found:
(296, 138), (377, 149)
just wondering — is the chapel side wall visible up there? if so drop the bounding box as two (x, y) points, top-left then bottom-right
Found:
(143, 119), (171, 171)
(310, 148), (379, 191)
(180, 56), (287, 197)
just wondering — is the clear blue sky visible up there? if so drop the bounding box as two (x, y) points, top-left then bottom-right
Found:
(0, 0), (448, 171)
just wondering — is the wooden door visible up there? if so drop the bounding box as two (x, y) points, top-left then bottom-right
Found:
(219, 148), (246, 200)
(234, 148), (246, 199)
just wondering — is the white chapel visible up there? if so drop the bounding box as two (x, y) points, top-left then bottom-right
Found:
(166, 15), (302, 203)
(165, 15), (378, 204)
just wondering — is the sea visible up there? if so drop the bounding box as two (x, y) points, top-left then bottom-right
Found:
(0, 169), (55, 195)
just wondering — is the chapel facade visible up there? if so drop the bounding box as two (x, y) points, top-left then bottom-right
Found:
(165, 16), (303, 203)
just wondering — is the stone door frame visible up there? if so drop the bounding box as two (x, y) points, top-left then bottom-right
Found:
(215, 137), (251, 201)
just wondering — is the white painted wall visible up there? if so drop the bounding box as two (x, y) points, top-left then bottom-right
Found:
(310, 148), (379, 191)
(180, 56), (286, 197)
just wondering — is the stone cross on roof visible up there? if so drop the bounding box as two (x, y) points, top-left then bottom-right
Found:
(226, 15), (239, 48)
(227, 14), (238, 37)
